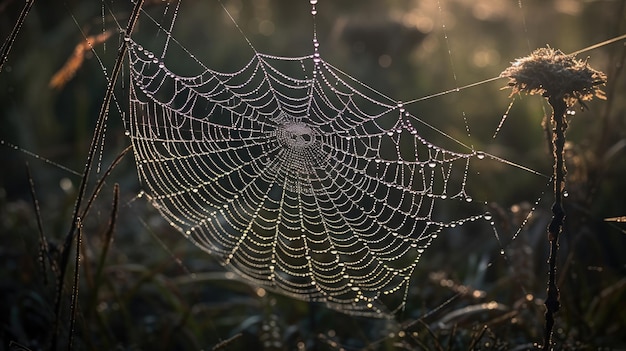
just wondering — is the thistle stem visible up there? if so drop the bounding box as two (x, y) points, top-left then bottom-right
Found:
(543, 95), (567, 350)
(500, 46), (606, 351)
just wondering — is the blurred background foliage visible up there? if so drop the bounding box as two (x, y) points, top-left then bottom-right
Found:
(1, 0), (625, 350)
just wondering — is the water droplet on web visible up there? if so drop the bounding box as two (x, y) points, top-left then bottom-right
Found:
(397, 102), (405, 113)
(310, 0), (318, 4)
(500, 249), (505, 255)
(563, 190), (569, 197)
(123, 9), (550, 316)
(311, 8), (317, 15)
(124, 131), (130, 136)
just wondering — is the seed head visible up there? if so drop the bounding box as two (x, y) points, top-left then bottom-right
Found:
(500, 47), (607, 108)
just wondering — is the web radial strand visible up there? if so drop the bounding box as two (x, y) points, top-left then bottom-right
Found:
(126, 35), (482, 317)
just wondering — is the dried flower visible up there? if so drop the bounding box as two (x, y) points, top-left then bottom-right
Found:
(500, 47), (607, 108)
(500, 47), (609, 349)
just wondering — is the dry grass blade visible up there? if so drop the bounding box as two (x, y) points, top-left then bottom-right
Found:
(68, 217), (82, 351)
(81, 146), (131, 221)
(49, 30), (113, 89)
(466, 325), (488, 351)
(0, 0), (35, 72)
(8, 340), (34, 351)
(52, 1), (145, 348)
(212, 332), (243, 351)
(85, 183), (120, 323)
(26, 162), (55, 285)
(604, 216), (626, 223)
(417, 319), (445, 351)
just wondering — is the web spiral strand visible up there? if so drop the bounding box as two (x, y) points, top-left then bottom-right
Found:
(125, 2), (492, 317)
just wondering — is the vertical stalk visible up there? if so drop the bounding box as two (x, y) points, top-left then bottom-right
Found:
(51, 1), (144, 349)
(67, 218), (82, 351)
(0, 0), (35, 73)
(500, 47), (606, 350)
(543, 95), (567, 350)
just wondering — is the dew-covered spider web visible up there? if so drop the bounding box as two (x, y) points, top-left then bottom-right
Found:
(124, 0), (526, 317)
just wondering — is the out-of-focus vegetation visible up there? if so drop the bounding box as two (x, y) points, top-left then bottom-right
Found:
(1, 0), (625, 350)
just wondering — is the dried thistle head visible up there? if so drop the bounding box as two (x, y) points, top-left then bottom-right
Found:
(500, 47), (607, 108)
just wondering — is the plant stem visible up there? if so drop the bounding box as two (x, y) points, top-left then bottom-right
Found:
(51, 1), (144, 349)
(0, 0), (35, 73)
(543, 95), (567, 350)
(68, 218), (82, 351)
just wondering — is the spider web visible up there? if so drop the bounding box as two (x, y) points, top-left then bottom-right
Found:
(125, 0), (501, 317)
